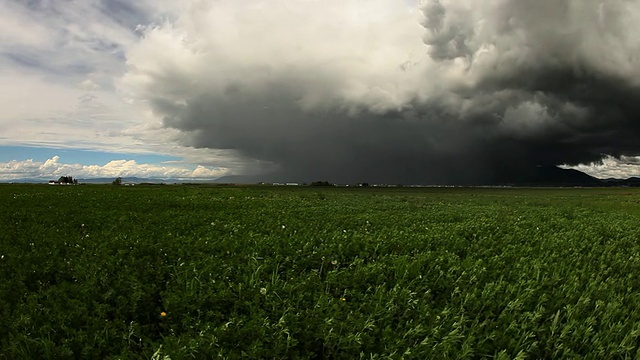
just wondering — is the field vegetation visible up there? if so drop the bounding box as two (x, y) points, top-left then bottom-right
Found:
(2, 184), (640, 358)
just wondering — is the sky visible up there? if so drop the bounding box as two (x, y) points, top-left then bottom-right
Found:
(2, 0), (640, 183)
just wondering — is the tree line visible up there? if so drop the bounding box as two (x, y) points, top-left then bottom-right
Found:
(57, 176), (78, 185)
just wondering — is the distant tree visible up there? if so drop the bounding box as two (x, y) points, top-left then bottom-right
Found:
(310, 181), (334, 187)
(112, 177), (122, 186)
(57, 176), (76, 184)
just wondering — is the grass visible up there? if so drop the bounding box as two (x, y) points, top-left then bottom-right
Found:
(2, 184), (640, 358)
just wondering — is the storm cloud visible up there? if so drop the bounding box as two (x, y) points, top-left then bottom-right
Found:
(123, 0), (640, 184)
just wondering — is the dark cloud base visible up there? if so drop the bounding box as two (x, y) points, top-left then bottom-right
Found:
(157, 74), (640, 185)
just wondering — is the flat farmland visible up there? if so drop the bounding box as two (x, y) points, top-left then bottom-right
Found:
(3, 184), (640, 359)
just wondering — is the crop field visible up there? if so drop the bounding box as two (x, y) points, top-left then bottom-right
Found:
(3, 184), (640, 358)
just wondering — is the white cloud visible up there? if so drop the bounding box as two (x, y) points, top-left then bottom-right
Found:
(0, 0), (249, 176)
(0, 1), (140, 146)
(121, 0), (434, 116)
(0, 156), (230, 181)
(560, 156), (640, 179)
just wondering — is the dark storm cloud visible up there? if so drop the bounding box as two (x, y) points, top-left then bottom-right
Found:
(124, 0), (640, 183)
(420, 0), (640, 176)
(155, 94), (487, 183)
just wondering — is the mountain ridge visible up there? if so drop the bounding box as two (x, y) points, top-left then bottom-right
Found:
(4, 167), (640, 186)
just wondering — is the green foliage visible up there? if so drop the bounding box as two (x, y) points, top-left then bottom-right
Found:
(57, 176), (77, 184)
(112, 177), (122, 186)
(3, 185), (640, 358)
(310, 181), (334, 187)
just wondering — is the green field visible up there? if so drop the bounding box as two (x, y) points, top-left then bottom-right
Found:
(3, 184), (640, 359)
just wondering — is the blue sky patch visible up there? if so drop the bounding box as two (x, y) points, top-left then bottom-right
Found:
(0, 146), (180, 165)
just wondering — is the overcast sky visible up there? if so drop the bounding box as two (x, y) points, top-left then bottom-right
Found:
(2, 0), (640, 183)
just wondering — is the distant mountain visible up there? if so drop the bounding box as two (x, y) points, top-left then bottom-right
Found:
(212, 175), (269, 184)
(497, 166), (603, 187)
(214, 167), (607, 187)
(78, 177), (225, 184)
(600, 177), (640, 187)
(3, 167), (639, 187)
(78, 177), (167, 184)
(2, 177), (183, 184)
(1, 178), (49, 184)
